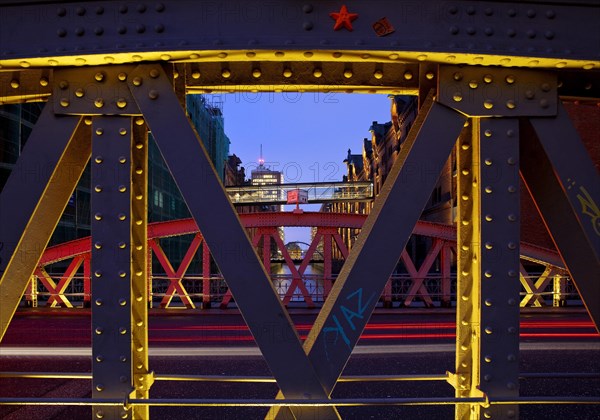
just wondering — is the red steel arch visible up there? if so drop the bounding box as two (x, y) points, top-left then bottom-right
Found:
(32, 212), (564, 309)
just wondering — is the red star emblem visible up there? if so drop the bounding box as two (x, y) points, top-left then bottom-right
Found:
(330, 5), (358, 31)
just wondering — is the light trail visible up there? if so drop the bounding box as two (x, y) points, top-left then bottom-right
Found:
(1, 342), (599, 358)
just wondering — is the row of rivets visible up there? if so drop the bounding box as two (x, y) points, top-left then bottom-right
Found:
(57, 3), (164, 16)
(190, 67), (413, 81)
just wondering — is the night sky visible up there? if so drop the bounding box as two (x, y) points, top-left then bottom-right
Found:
(209, 92), (392, 242)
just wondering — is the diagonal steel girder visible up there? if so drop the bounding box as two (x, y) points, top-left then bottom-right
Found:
(270, 93), (467, 418)
(0, 106), (90, 342)
(521, 103), (600, 331)
(127, 64), (339, 419)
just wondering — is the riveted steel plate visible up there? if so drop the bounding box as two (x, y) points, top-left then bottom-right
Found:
(53, 66), (140, 115)
(438, 65), (557, 117)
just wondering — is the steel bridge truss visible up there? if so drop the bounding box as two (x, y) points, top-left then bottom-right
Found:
(0, 1), (599, 418)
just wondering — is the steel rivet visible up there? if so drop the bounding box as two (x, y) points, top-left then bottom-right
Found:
(506, 75), (516, 86)
(485, 214), (493, 222)
(484, 355), (492, 362)
(119, 271), (127, 278)
(120, 355), (127, 362)
(135, 168), (143, 175)
(484, 374), (492, 382)
(59, 80), (69, 90)
(119, 299), (127, 306)
(118, 242), (127, 249)
(94, 242), (103, 249)
(484, 270), (492, 278)
(10, 79), (20, 89)
(303, 21), (314, 31)
(221, 69), (231, 78)
(468, 80), (478, 89)
(507, 410), (516, 418)
(132, 76), (143, 86)
(540, 99), (549, 109)
(39, 78), (49, 87)
(118, 185), (127, 193)
(508, 214), (517, 222)
(485, 299), (493, 306)
(453, 93), (463, 102)
(119, 327), (127, 335)
(484, 186), (492, 193)
(508, 185), (516, 193)
(343, 69), (353, 79)
(96, 410), (105, 419)
(73, 88), (84, 98)
(148, 90), (159, 100)
(60, 98), (69, 108)
(484, 129), (492, 137)
(483, 100), (494, 109)
(507, 326), (517, 334)
(137, 346), (144, 352)
(461, 169), (470, 176)
(94, 98), (104, 108)
(96, 384), (104, 391)
(508, 298), (517, 306)
(95, 327), (104, 335)
(485, 242), (493, 249)
(506, 100), (516, 109)
(118, 213), (127, 221)
(484, 326), (493, 334)
(75, 27), (85, 36)
(507, 354), (516, 362)
(484, 412), (492, 419)
(94, 185), (103, 193)
(149, 69), (160, 78)
(507, 242), (516, 250)
(484, 158), (492, 166)
(94, 213), (103, 221)
(403, 71), (413, 80)
(95, 355), (104, 362)
(508, 270), (517, 277)
(373, 70), (383, 79)
(425, 72), (435, 80)
(95, 299), (103, 306)
(283, 68), (293, 78)
(94, 270), (102, 278)
(118, 157), (127, 164)
(461, 142), (470, 150)
(94, 72), (105, 82)
(84, 117), (93, 126)
(116, 98), (127, 109)
(313, 68), (323, 78)
(94, 156), (103, 164)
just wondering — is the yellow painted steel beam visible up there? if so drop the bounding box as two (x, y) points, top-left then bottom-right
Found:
(0, 114), (89, 342)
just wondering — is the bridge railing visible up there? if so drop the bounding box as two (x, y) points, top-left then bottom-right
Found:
(23, 272), (581, 309)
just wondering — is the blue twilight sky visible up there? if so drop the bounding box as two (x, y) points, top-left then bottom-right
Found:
(207, 92), (393, 243)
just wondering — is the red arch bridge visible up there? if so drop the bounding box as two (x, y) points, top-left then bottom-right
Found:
(29, 211), (568, 310)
